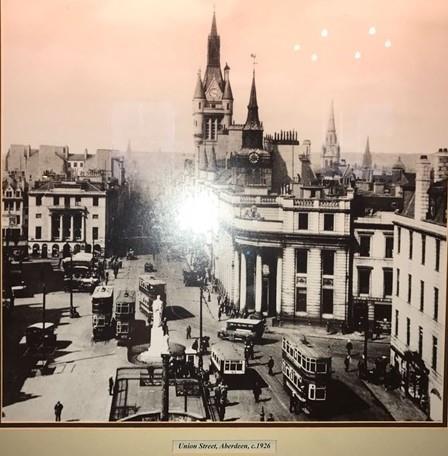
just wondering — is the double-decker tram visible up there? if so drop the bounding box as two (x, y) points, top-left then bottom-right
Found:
(281, 336), (332, 416)
(138, 274), (166, 319)
(210, 341), (246, 383)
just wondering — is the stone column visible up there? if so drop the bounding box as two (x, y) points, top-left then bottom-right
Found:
(240, 251), (247, 310)
(233, 249), (240, 308)
(276, 253), (283, 315)
(255, 252), (263, 313)
(70, 215), (74, 241)
(59, 215), (63, 241)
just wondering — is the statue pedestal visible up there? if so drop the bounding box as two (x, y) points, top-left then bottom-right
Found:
(138, 325), (169, 364)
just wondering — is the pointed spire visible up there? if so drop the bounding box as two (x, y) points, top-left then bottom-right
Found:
(362, 136), (372, 168)
(193, 69), (206, 99)
(244, 70), (260, 127)
(223, 64), (233, 100)
(210, 10), (218, 36)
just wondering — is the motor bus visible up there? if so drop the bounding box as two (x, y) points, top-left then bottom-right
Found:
(281, 336), (332, 416)
(138, 274), (166, 319)
(217, 318), (264, 343)
(210, 341), (246, 381)
(62, 252), (99, 292)
(114, 289), (136, 342)
(91, 286), (114, 340)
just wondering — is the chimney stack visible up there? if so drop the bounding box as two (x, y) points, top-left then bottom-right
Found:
(435, 147), (448, 181)
(415, 154), (432, 221)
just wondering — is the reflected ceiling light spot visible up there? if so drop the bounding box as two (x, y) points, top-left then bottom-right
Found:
(354, 50), (362, 60)
(293, 43), (301, 52)
(368, 26), (377, 36)
(385, 39), (392, 48)
(320, 29), (328, 38)
(311, 53), (318, 62)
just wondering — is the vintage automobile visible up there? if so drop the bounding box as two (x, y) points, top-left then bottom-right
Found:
(25, 322), (57, 351)
(144, 262), (156, 273)
(217, 318), (265, 343)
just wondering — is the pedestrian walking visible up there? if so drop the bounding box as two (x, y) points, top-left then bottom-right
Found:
(113, 266), (118, 279)
(108, 376), (114, 395)
(54, 401), (63, 422)
(344, 354), (351, 372)
(221, 384), (228, 406)
(105, 271), (109, 285)
(266, 413), (275, 421)
(260, 406), (265, 421)
(218, 308), (222, 321)
(218, 403), (225, 421)
(214, 385), (221, 406)
(253, 382), (262, 403)
(186, 325), (191, 340)
(267, 356), (275, 375)
(289, 395), (296, 413)
(147, 365), (154, 382)
(346, 339), (353, 356)
(217, 294), (221, 306)
(248, 341), (255, 360)
(245, 345), (250, 365)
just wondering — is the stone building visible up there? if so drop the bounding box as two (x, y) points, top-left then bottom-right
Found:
(390, 151), (447, 421)
(193, 13), (354, 323)
(27, 180), (107, 257)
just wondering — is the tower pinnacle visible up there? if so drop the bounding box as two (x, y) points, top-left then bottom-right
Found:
(245, 70), (260, 128)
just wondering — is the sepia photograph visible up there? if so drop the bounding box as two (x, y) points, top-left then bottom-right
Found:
(1, 0), (447, 433)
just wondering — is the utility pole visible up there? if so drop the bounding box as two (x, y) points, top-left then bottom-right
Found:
(199, 284), (203, 370)
(70, 254), (74, 317)
(42, 283), (46, 331)
(161, 352), (170, 421)
(363, 301), (369, 361)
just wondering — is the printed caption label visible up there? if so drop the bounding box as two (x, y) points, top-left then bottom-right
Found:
(173, 440), (276, 454)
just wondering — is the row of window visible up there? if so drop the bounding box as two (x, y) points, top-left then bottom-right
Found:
(3, 201), (21, 211)
(357, 267), (393, 297)
(282, 339), (329, 374)
(394, 312), (438, 371)
(34, 226), (99, 240)
(396, 269), (439, 321)
(4, 190), (21, 198)
(296, 249), (335, 275)
(68, 162), (84, 168)
(33, 196), (100, 206)
(358, 234), (393, 258)
(295, 287), (334, 314)
(298, 213), (335, 231)
(397, 227), (440, 271)
(282, 361), (327, 401)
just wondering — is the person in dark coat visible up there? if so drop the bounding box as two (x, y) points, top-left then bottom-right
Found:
(54, 401), (63, 422)
(344, 354), (351, 372)
(186, 325), (191, 340)
(108, 376), (114, 395)
(346, 340), (353, 356)
(266, 413), (275, 421)
(267, 356), (275, 375)
(253, 382), (262, 403)
(260, 407), (265, 421)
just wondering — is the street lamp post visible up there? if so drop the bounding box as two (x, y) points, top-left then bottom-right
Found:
(42, 283), (46, 331)
(161, 352), (170, 421)
(363, 301), (369, 361)
(70, 254), (74, 317)
(199, 284), (204, 370)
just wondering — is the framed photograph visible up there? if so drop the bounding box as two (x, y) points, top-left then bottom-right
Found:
(1, 0), (447, 454)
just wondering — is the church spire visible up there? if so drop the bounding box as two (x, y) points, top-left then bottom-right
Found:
(245, 70), (261, 127)
(211, 10), (218, 36)
(242, 70), (263, 149)
(328, 100), (336, 132)
(362, 136), (372, 168)
(204, 10), (223, 90)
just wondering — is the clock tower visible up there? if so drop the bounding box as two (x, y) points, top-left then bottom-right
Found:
(193, 11), (233, 174)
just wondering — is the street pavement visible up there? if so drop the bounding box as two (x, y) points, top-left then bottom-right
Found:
(3, 252), (423, 422)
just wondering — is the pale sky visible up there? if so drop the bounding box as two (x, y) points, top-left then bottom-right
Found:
(2, 0), (448, 162)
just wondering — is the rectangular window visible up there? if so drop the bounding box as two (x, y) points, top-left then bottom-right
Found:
(35, 226), (42, 239)
(16, 201), (21, 210)
(434, 287), (439, 321)
(322, 250), (334, 275)
(53, 196), (59, 205)
(409, 230), (413, 259)
(16, 215), (20, 225)
(420, 280), (424, 312)
(92, 214), (99, 220)
(358, 268), (371, 295)
(36, 196), (42, 206)
(296, 249), (308, 274)
(397, 226), (401, 253)
(64, 196), (70, 206)
(395, 310), (399, 337)
(323, 214), (334, 231)
(407, 274), (412, 304)
(92, 227), (98, 240)
(73, 162), (78, 167)
(435, 239), (440, 271)
(421, 234), (426, 265)
(396, 268), (400, 297)
(418, 326), (423, 357)
(322, 289), (333, 314)
(295, 287), (307, 312)
(298, 213), (309, 230)
(36, 213), (42, 219)
(385, 236), (394, 258)
(75, 196), (81, 203)
(406, 318), (410, 346)
(359, 235), (371, 257)
(93, 196), (99, 206)
(383, 268), (393, 297)
(80, 162), (83, 167)
(432, 337), (438, 371)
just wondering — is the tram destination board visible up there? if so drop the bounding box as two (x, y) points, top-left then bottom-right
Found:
(175, 379), (201, 397)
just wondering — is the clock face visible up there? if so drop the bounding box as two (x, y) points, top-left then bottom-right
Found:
(209, 87), (219, 99)
(207, 78), (221, 101)
(248, 151), (260, 164)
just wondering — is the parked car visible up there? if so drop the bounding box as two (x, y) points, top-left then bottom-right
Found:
(144, 262), (156, 273)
